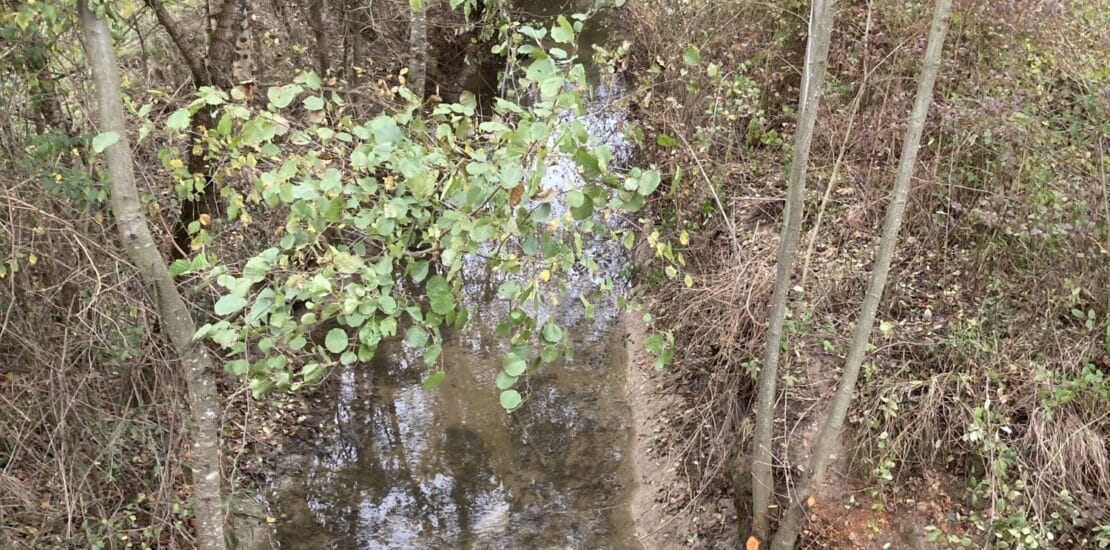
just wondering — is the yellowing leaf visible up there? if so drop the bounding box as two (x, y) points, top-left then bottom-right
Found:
(806, 495), (816, 507)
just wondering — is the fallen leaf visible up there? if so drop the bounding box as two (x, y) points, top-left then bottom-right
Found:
(746, 536), (760, 550)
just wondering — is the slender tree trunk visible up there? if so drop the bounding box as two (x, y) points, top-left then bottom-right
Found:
(769, 2), (952, 548)
(77, 4), (227, 548)
(307, 0), (330, 75)
(152, 0), (245, 256)
(144, 0), (209, 86)
(408, 0), (428, 100)
(749, 0), (837, 541)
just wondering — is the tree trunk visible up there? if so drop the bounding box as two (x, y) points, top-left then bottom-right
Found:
(749, 0), (838, 541)
(144, 0), (209, 86)
(308, 0), (330, 75)
(408, 0), (428, 100)
(769, 1), (952, 548)
(77, 4), (227, 548)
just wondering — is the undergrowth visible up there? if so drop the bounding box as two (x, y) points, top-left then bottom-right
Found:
(621, 0), (1107, 547)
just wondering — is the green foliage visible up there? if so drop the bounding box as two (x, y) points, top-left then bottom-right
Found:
(185, 15), (672, 411)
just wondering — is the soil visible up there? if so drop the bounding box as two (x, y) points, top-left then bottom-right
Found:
(623, 313), (741, 549)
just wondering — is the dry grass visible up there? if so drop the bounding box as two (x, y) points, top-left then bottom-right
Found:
(621, 0), (1108, 544)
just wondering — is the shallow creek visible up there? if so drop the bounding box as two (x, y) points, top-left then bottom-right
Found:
(270, 3), (639, 548)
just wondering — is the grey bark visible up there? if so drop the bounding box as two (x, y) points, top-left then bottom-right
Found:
(408, 0), (428, 100)
(77, 3), (227, 549)
(769, 1), (952, 548)
(749, 0), (838, 541)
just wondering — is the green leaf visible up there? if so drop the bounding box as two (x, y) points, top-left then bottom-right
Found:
(302, 363), (325, 383)
(567, 189), (585, 207)
(409, 260), (430, 283)
(682, 45), (701, 65)
(168, 259), (192, 277)
(551, 15), (575, 44)
(405, 325), (429, 349)
(166, 109), (191, 131)
(250, 378), (274, 399)
(226, 359), (249, 376)
(369, 115), (402, 144)
(570, 193), (594, 220)
(267, 84), (303, 109)
(213, 295), (248, 316)
(426, 275), (454, 315)
(541, 322), (563, 344)
(497, 280), (522, 300)
(526, 58), (557, 83)
(536, 345), (557, 365)
(495, 370), (518, 390)
(303, 96), (325, 111)
(656, 133), (677, 147)
(91, 131), (120, 153)
(422, 371), (446, 389)
(325, 328), (348, 354)
(499, 389), (523, 411)
(333, 251), (365, 274)
(503, 354), (527, 376)
(424, 343), (442, 365)
(638, 170), (662, 195)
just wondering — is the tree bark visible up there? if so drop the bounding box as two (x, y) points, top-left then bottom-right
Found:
(307, 0), (330, 75)
(749, 0), (838, 541)
(408, 0), (428, 100)
(77, 3), (227, 548)
(144, 0), (209, 86)
(769, 1), (952, 548)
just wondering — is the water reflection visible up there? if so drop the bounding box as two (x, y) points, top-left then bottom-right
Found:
(273, 2), (638, 546)
(275, 309), (637, 548)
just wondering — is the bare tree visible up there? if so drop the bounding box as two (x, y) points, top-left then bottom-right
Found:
(769, 1), (953, 547)
(78, 3), (226, 548)
(749, 0), (838, 541)
(408, 0), (428, 100)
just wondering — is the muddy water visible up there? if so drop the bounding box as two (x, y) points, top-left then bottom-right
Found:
(271, 4), (640, 548)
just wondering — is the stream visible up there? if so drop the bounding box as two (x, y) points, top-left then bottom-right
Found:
(269, 2), (639, 548)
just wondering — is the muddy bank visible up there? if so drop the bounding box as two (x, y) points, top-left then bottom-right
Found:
(623, 313), (740, 549)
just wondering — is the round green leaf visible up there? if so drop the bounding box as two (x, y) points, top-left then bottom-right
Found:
(499, 389), (523, 411)
(303, 95), (325, 111)
(91, 131), (120, 153)
(325, 328), (348, 354)
(166, 109), (191, 131)
(495, 370), (518, 390)
(541, 322), (563, 344)
(503, 354), (527, 376)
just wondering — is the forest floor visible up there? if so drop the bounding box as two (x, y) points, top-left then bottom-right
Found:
(616, 0), (1107, 548)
